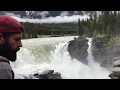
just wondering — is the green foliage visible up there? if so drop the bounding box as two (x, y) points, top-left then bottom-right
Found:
(78, 11), (120, 38)
(78, 11), (120, 46)
(93, 33), (120, 47)
(21, 22), (77, 39)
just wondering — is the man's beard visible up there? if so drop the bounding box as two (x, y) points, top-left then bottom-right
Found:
(0, 42), (17, 62)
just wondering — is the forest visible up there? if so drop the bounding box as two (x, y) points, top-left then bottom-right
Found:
(21, 22), (77, 39)
(78, 11), (120, 46)
(78, 11), (120, 37)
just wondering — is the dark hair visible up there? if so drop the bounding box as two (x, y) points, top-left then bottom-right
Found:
(2, 33), (13, 42)
(2, 33), (12, 38)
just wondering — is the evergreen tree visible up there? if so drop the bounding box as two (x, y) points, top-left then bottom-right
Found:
(78, 18), (84, 36)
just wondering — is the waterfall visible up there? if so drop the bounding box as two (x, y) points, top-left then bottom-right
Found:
(10, 36), (110, 79)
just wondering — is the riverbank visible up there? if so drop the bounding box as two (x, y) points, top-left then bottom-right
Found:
(92, 34), (120, 69)
(37, 35), (76, 38)
(22, 35), (78, 40)
(93, 34), (120, 47)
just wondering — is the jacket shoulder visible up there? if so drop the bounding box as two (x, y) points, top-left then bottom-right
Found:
(0, 56), (11, 70)
(0, 56), (14, 79)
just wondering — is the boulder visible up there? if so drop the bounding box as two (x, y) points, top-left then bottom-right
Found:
(67, 36), (89, 64)
(92, 38), (120, 68)
(114, 58), (120, 67)
(15, 70), (62, 79)
(109, 59), (120, 79)
(33, 70), (62, 79)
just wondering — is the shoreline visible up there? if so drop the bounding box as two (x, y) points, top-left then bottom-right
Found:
(22, 35), (78, 40)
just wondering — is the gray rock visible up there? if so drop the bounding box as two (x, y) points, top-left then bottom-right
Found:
(39, 70), (54, 79)
(92, 38), (120, 68)
(33, 70), (62, 79)
(92, 39), (106, 63)
(67, 36), (89, 64)
(112, 67), (120, 73)
(49, 72), (62, 79)
(114, 59), (120, 67)
(109, 59), (120, 79)
(109, 74), (119, 79)
(15, 70), (62, 79)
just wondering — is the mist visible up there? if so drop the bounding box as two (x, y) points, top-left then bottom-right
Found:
(6, 12), (89, 24)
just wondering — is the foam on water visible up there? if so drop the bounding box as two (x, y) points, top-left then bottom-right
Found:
(11, 36), (111, 79)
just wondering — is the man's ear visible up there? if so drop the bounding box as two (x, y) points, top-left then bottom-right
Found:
(0, 33), (4, 44)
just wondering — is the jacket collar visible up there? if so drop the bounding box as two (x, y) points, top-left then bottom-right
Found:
(0, 56), (10, 64)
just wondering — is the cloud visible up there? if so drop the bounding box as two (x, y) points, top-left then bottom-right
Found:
(74, 11), (79, 14)
(7, 12), (89, 24)
(36, 11), (49, 18)
(60, 11), (70, 17)
(5, 12), (21, 18)
(39, 15), (89, 23)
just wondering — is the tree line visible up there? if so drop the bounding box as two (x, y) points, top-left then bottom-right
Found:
(78, 11), (120, 38)
(20, 22), (77, 39)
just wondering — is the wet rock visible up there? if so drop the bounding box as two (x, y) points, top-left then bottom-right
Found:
(67, 36), (89, 64)
(15, 70), (62, 79)
(92, 38), (120, 68)
(33, 70), (62, 79)
(109, 59), (120, 79)
(92, 39), (106, 63)
(114, 58), (120, 67)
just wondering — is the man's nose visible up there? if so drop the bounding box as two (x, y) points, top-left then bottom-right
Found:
(18, 41), (22, 47)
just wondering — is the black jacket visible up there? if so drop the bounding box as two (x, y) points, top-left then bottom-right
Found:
(0, 56), (14, 79)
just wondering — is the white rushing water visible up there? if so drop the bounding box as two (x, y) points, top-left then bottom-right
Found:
(11, 36), (111, 79)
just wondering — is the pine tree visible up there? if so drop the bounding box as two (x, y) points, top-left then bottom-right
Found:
(100, 11), (110, 34)
(78, 18), (84, 36)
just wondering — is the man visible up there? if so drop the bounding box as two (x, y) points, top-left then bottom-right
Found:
(0, 15), (24, 79)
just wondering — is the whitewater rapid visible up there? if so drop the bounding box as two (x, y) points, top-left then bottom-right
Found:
(10, 36), (111, 79)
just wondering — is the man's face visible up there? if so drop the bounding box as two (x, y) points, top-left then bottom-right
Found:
(0, 33), (22, 62)
(8, 33), (22, 52)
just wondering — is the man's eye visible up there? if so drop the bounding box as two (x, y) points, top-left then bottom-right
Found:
(15, 38), (20, 42)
